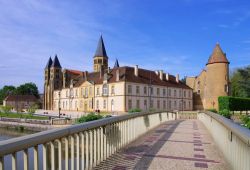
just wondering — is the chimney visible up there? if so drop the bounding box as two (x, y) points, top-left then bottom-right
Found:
(176, 74), (179, 83)
(116, 69), (120, 81)
(84, 71), (88, 81)
(159, 70), (163, 80)
(134, 65), (138, 77)
(166, 73), (169, 81)
(155, 71), (159, 75)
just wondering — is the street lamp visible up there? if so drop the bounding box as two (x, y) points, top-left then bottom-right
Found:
(58, 91), (61, 118)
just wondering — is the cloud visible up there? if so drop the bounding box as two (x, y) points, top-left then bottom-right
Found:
(218, 24), (229, 28)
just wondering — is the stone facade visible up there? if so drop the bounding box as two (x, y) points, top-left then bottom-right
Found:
(44, 36), (193, 113)
(186, 43), (230, 110)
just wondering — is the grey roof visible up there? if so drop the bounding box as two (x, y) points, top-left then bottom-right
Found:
(94, 35), (108, 58)
(51, 55), (62, 68)
(113, 59), (120, 68)
(45, 57), (53, 69)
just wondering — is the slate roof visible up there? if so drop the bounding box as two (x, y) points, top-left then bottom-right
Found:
(94, 35), (108, 58)
(45, 57), (52, 69)
(113, 59), (120, 68)
(207, 43), (229, 65)
(51, 55), (62, 68)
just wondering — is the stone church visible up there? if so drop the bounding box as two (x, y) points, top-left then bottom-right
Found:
(43, 36), (228, 112)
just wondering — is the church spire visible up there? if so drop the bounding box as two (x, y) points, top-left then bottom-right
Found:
(51, 54), (62, 68)
(206, 43), (229, 65)
(94, 35), (108, 58)
(113, 59), (120, 68)
(45, 57), (53, 69)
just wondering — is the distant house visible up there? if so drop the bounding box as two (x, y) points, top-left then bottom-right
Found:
(3, 95), (38, 111)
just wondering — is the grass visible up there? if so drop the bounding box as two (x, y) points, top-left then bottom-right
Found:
(0, 112), (49, 120)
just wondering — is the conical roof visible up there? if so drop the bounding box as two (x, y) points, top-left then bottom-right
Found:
(207, 43), (229, 65)
(45, 57), (53, 69)
(51, 55), (62, 68)
(113, 59), (120, 68)
(94, 35), (108, 58)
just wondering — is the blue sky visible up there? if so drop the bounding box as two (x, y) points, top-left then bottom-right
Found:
(0, 0), (250, 92)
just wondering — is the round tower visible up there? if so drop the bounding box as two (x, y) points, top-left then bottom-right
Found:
(204, 43), (230, 110)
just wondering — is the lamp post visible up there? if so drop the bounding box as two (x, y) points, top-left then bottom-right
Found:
(58, 91), (61, 118)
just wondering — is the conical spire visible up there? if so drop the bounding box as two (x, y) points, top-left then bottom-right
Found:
(45, 57), (53, 69)
(113, 59), (120, 68)
(51, 55), (62, 68)
(207, 43), (229, 65)
(94, 35), (108, 58)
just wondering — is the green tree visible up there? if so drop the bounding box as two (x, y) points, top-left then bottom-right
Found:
(0, 85), (16, 104)
(15, 83), (39, 98)
(231, 66), (250, 98)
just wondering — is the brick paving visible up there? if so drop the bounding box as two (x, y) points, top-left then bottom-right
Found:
(95, 120), (230, 170)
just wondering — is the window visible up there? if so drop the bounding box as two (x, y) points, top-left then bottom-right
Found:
(163, 89), (166, 96)
(174, 90), (176, 97)
(169, 100), (171, 109)
(168, 89), (171, 97)
(81, 88), (84, 97)
(179, 90), (182, 98)
(144, 87), (147, 95)
(157, 88), (160, 96)
(75, 89), (78, 97)
(163, 101), (166, 109)
(136, 86), (140, 94)
(189, 101), (191, 108)
(111, 86), (115, 94)
(184, 91), (186, 97)
(144, 100), (147, 107)
(224, 84), (228, 92)
(128, 85), (132, 94)
(197, 90), (200, 94)
(96, 100), (99, 109)
(136, 100), (140, 109)
(75, 101), (78, 109)
(85, 88), (88, 96)
(63, 101), (65, 108)
(66, 90), (68, 97)
(174, 101), (177, 108)
(150, 87), (153, 95)
(184, 101), (186, 109)
(103, 84), (108, 95)
(150, 100), (153, 108)
(97, 88), (100, 95)
(188, 91), (191, 98)
(70, 89), (73, 97)
(103, 100), (106, 109)
(89, 100), (92, 108)
(128, 100), (132, 110)
(80, 100), (83, 108)
(89, 87), (92, 95)
(157, 100), (160, 108)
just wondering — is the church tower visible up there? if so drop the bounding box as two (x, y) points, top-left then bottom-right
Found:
(44, 55), (62, 110)
(93, 36), (109, 72)
(44, 57), (52, 110)
(204, 43), (230, 110)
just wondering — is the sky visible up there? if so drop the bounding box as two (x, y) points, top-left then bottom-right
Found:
(0, 0), (250, 92)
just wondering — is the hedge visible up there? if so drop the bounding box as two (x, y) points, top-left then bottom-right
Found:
(218, 96), (250, 112)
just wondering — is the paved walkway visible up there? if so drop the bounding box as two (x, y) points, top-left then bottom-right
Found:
(95, 119), (230, 170)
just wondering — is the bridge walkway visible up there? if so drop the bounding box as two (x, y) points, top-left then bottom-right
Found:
(95, 119), (230, 170)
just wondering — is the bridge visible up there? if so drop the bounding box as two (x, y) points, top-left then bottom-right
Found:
(0, 111), (249, 170)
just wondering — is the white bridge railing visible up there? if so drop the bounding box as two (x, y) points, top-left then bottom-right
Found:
(198, 111), (250, 170)
(0, 112), (176, 170)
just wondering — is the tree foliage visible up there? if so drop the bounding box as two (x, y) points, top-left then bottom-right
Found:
(0, 86), (16, 104)
(0, 82), (39, 104)
(231, 65), (250, 97)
